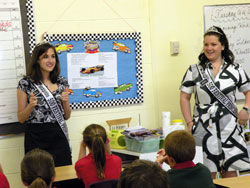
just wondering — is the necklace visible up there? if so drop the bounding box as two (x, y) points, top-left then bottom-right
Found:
(211, 63), (221, 70)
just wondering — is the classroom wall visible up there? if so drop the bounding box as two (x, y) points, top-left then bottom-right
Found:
(1, 0), (250, 187)
(1, 0), (155, 187)
(149, 0), (250, 123)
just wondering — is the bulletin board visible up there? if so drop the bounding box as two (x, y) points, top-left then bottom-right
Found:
(44, 32), (143, 109)
(204, 3), (250, 100)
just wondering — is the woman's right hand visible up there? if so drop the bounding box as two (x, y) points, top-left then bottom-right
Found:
(29, 92), (37, 108)
(187, 121), (194, 133)
(17, 89), (36, 123)
(180, 91), (194, 133)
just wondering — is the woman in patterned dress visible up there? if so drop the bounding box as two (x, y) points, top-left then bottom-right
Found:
(180, 26), (250, 178)
(17, 42), (72, 167)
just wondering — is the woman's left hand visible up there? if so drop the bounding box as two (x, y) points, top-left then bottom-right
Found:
(62, 87), (69, 103)
(238, 109), (249, 126)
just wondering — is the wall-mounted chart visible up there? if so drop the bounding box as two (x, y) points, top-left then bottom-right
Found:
(44, 32), (143, 109)
(0, 0), (36, 134)
(204, 4), (250, 99)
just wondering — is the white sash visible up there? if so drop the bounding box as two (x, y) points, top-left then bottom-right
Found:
(196, 64), (238, 119)
(34, 82), (70, 144)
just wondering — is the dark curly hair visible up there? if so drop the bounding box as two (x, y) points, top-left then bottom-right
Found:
(198, 26), (234, 69)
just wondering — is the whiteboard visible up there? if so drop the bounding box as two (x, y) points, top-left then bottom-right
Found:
(204, 4), (250, 100)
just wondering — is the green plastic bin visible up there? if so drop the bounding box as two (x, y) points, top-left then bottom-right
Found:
(125, 137), (160, 153)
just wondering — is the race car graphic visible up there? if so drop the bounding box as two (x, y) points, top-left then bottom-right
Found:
(83, 88), (102, 98)
(68, 89), (74, 95)
(112, 41), (131, 53)
(80, 65), (104, 74)
(54, 43), (74, 54)
(114, 83), (132, 94)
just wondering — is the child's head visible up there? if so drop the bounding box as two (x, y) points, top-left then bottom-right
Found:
(83, 124), (107, 179)
(118, 159), (168, 188)
(21, 148), (55, 188)
(164, 130), (195, 163)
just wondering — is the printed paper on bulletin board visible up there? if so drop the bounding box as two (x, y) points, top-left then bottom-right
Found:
(44, 32), (143, 109)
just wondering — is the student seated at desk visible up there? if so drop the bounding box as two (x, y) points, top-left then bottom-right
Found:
(0, 163), (10, 188)
(21, 148), (55, 188)
(118, 159), (169, 188)
(75, 124), (122, 187)
(156, 130), (215, 188)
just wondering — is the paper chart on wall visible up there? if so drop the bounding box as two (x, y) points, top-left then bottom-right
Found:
(0, 0), (26, 124)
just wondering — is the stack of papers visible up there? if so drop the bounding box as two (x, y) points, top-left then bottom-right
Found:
(122, 126), (160, 141)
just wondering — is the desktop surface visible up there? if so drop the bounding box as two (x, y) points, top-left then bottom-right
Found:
(53, 165), (84, 188)
(55, 165), (77, 182)
(213, 175), (250, 188)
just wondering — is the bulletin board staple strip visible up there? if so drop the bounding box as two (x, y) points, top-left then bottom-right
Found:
(44, 32), (143, 109)
(26, 0), (37, 54)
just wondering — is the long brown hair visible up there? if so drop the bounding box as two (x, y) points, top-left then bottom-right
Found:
(27, 42), (60, 84)
(21, 148), (55, 188)
(83, 124), (107, 179)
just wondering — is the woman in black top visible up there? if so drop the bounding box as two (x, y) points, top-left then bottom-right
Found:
(17, 42), (72, 167)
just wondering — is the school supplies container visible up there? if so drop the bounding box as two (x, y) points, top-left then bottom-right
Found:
(124, 137), (160, 153)
(163, 119), (185, 138)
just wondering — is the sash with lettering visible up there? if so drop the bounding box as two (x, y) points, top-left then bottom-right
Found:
(34, 82), (70, 144)
(196, 64), (238, 119)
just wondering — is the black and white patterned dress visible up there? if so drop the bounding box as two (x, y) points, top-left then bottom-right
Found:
(180, 61), (250, 172)
(17, 76), (72, 167)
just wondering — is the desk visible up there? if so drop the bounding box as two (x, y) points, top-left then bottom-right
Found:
(111, 146), (203, 171)
(54, 165), (84, 188)
(55, 165), (77, 182)
(214, 176), (250, 188)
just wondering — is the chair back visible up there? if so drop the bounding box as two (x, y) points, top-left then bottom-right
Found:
(86, 179), (119, 188)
